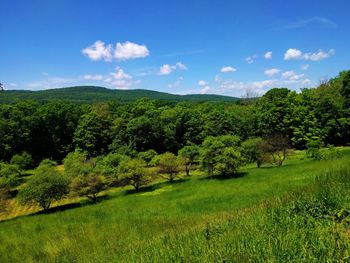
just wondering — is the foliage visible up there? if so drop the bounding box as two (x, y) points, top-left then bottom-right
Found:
(241, 137), (268, 167)
(118, 159), (150, 191)
(10, 152), (33, 170)
(73, 108), (112, 157)
(1, 71), (350, 165)
(200, 135), (243, 177)
(95, 153), (130, 178)
(70, 174), (108, 202)
(137, 150), (158, 166)
(0, 163), (21, 188)
(18, 163), (69, 211)
(178, 145), (200, 176)
(157, 152), (181, 182)
(0, 86), (239, 104)
(263, 134), (289, 167)
(63, 151), (95, 177)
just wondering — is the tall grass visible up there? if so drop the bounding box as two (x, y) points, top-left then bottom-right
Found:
(0, 151), (350, 262)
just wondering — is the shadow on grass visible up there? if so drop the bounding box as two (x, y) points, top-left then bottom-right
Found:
(200, 171), (248, 181)
(0, 194), (112, 223)
(124, 178), (190, 195)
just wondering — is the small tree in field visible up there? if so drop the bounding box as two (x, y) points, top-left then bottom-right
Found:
(242, 137), (268, 168)
(70, 173), (108, 202)
(264, 134), (289, 167)
(200, 135), (244, 178)
(118, 159), (150, 191)
(10, 152), (33, 170)
(214, 147), (243, 176)
(19, 163), (69, 211)
(157, 152), (181, 182)
(178, 145), (200, 176)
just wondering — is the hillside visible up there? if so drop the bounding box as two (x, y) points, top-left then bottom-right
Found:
(0, 86), (240, 103)
(1, 149), (350, 262)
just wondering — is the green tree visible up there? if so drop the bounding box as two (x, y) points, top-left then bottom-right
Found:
(137, 150), (158, 166)
(200, 135), (243, 178)
(10, 152), (33, 170)
(118, 159), (150, 191)
(63, 151), (94, 177)
(157, 152), (181, 182)
(178, 145), (200, 176)
(19, 163), (69, 211)
(0, 163), (21, 188)
(95, 153), (130, 178)
(264, 134), (289, 167)
(74, 107), (112, 157)
(70, 174), (108, 202)
(214, 147), (243, 176)
(242, 137), (267, 168)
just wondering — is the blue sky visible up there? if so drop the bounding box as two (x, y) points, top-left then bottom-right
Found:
(1, 0), (349, 97)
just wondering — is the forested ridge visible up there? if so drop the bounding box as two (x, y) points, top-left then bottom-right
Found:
(0, 70), (349, 164)
(0, 86), (239, 104)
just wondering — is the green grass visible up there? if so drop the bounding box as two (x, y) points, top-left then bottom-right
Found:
(1, 149), (350, 262)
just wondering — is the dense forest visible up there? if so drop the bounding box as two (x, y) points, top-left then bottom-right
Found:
(0, 86), (239, 104)
(1, 70), (349, 165)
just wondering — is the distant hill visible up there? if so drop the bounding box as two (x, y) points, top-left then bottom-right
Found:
(0, 86), (240, 104)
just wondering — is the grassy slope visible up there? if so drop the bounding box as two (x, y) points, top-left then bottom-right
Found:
(0, 149), (350, 262)
(0, 86), (239, 103)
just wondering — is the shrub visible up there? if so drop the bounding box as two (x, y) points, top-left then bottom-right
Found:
(70, 174), (108, 202)
(19, 163), (69, 211)
(118, 159), (150, 191)
(10, 152), (33, 170)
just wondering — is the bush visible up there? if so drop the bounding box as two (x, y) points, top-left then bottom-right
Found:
(118, 158), (150, 191)
(19, 163), (69, 211)
(200, 135), (244, 178)
(157, 153), (181, 182)
(138, 150), (158, 166)
(0, 163), (21, 188)
(70, 174), (108, 202)
(10, 152), (33, 170)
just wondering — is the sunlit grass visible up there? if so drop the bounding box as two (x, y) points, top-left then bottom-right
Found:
(0, 148), (350, 262)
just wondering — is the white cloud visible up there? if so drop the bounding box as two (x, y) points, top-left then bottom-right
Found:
(285, 17), (338, 30)
(82, 40), (113, 61)
(245, 55), (256, 64)
(83, 74), (103, 81)
(158, 62), (187, 75)
(110, 67), (132, 80)
(114, 41), (150, 60)
(159, 64), (173, 75)
(303, 49), (335, 61)
(301, 64), (310, 70)
(168, 77), (184, 89)
(284, 48), (335, 61)
(264, 51), (272, 59)
(27, 77), (78, 90)
(201, 86), (211, 94)
(83, 40), (149, 61)
(282, 70), (305, 81)
(106, 67), (139, 89)
(198, 80), (207, 86)
(220, 66), (237, 73)
(175, 62), (187, 70)
(284, 48), (303, 60)
(264, 68), (280, 77)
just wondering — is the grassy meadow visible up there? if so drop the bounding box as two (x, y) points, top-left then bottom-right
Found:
(1, 148), (350, 262)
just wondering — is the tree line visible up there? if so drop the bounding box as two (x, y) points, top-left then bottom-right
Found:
(0, 70), (349, 211)
(1, 71), (349, 164)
